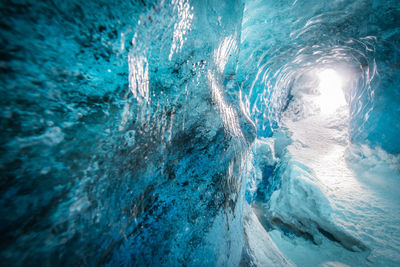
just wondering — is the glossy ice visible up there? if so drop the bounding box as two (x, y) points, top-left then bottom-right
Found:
(0, 0), (399, 266)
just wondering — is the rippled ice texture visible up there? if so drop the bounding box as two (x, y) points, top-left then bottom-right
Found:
(238, 0), (400, 154)
(0, 0), (253, 265)
(0, 0), (399, 266)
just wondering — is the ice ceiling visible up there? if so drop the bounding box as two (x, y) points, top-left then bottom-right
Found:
(0, 0), (399, 266)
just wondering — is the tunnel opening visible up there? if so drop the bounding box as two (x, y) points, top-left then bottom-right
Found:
(239, 0), (400, 266)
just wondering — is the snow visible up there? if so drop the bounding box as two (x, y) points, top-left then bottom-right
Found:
(256, 70), (400, 266)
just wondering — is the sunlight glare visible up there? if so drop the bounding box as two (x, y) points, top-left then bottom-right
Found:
(316, 68), (347, 114)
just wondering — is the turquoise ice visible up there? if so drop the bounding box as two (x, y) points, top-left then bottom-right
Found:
(0, 0), (399, 266)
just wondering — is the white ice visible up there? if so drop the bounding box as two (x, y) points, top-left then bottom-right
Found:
(251, 68), (400, 266)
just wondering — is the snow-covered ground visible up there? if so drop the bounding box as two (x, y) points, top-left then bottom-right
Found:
(250, 69), (400, 266)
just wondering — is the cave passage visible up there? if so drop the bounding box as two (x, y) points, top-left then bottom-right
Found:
(0, 0), (399, 266)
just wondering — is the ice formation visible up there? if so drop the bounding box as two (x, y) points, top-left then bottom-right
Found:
(0, 0), (399, 266)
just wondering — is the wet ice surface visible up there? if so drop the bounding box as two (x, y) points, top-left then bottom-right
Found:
(1, 0), (400, 265)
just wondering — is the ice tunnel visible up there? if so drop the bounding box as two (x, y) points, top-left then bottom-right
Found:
(1, 0), (399, 266)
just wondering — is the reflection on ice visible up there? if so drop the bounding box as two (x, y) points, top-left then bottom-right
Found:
(169, 0), (194, 60)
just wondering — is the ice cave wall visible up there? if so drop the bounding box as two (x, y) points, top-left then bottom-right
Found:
(0, 0), (254, 265)
(237, 0), (400, 154)
(0, 0), (399, 266)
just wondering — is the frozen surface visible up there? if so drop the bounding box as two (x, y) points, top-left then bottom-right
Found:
(238, 1), (400, 264)
(254, 68), (400, 266)
(242, 203), (293, 266)
(0, 0), (252, 265)
(1, 0), (400, 265)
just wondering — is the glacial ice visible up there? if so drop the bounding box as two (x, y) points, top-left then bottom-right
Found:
(0, 0), (399, 266)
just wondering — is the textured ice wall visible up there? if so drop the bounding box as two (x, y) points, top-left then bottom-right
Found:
(1, 0), (399, 265)
(237, 0), (400, 154)
(0, 0), (256, 265)
(237, 1), (400, 265)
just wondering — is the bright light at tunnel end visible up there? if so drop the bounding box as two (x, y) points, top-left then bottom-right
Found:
(316, 68), (347, 115)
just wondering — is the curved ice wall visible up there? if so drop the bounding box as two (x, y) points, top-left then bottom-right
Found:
(0, 0), (255, 265)
(237, 1), (400, 265)
(0, 0), (399, 266)
(238, 0), (400, 153)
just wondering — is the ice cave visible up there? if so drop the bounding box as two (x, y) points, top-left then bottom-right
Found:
(1, 0), (400, 266)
